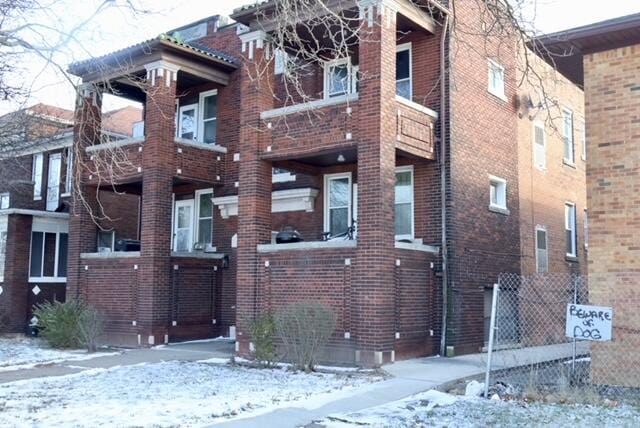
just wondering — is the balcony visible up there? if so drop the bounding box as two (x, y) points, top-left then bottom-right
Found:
(395, 96), (438, 160)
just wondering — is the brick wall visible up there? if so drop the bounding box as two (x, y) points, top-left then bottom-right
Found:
(584, 43), (640, 387)
(0, 215), (32, 332)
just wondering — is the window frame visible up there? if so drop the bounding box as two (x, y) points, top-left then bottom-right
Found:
(395, 165), (415, 241)
(487, 59), (506, 101)
(197, 89), (218, 145)
(562, 108), (575, 165)
(565, 202), (577, 258)
(28, 218), (68, 283)
(0, 192), (9, 210)
(396, 43), (413, 101)
(323, 172), (353, 236)
(533, 121), (546, 170)
(173, 198), (196, 253)
(32, 152), (44, 201)
(62, 147), (73, 197)
(195, 188), (215, 250)
(323, 57), (356, 100)
(535, 226), (548, 273)
(583, 208), (588, 250)
(580, 118), (586, 161)
(46, 152), (62, 212)
(489, 175), (508, 211)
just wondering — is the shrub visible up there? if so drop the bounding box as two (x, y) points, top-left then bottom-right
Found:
(250, 313), (277, 367)
(33, 300), (104, 351)
(275, 301), (336, 372)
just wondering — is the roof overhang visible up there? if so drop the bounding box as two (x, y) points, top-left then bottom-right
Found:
(532, 13), (640, 87)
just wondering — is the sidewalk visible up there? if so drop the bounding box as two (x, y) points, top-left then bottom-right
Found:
(0, 339), (234, 384)
(214, 342), (588, 428)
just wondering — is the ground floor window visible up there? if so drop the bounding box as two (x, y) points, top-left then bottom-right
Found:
(324, 172), (353, 238)
(395, 166), (414, 240)
(29, 218), (68, 283)
(565, 202), (577, 257)
(0, 216), (7, 282)
(535, 226), (548, 273)
(173, 188), (214, 252)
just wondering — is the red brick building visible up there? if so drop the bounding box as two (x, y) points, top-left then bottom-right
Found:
(0, 0), (586, 364)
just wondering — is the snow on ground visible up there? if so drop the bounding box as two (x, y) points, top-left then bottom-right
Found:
(318, 390), (640, 428)
(0, 337), (119, 372)
(0, 360), (381, 427)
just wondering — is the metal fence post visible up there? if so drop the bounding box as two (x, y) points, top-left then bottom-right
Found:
(484, 282), (500, 399)
(571, 275), (579, 377)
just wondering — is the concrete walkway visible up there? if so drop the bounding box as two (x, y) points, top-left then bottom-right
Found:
(0, 339), (234, 384)
(214, 342), (589, 428)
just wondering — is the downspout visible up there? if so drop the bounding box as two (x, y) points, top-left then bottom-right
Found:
(439, 13), (450, 358)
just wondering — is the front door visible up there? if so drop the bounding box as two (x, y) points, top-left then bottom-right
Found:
(173, 199), (194, 252)
(46, 153), (62, 211)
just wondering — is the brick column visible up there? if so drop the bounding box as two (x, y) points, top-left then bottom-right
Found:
(235, 30), (274, 356)
(138, 61), (180, 346)
(67, 85), (102, 301)
(353, 0), (398, 366)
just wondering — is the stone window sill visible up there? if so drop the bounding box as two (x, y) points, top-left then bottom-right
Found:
(489, 205), (510, 215)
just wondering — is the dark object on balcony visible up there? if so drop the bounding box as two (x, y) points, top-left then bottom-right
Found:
(115, 239), (141, 252)
(276, 228), (303, 244)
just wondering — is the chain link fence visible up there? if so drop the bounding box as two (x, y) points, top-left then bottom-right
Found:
(484, 273), (640, 403)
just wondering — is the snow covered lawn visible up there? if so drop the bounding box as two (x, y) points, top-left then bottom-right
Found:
(317, 390), (640, 427)
(0, 337), (118, 372)
(0, 360), (381, 427)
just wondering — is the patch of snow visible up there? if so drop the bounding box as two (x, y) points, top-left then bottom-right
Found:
(0, 337), (120, 372)
(0, 360), (381, 427)
(465, 380), (485, 397)
(153, 336), (233, 349)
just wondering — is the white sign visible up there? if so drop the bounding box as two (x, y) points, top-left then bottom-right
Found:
(566, 304), (613, 342)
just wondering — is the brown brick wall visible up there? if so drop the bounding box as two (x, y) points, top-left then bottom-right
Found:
(0, 215), (32, 332)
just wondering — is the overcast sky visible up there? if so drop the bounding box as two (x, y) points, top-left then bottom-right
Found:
(3, 0), (639, 114)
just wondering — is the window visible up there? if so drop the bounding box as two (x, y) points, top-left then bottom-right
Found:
(563, 109), (575, 165)
(396, 43), (412, 100)
(395, 166), (414, 239)
(584, 209), (588, 250)
(533, 122), (546, 170)
(324, 58), (357, 99)
(46, 153), (62, 212)
(97, 231), (115, 253)
(195, 188), (214, 249)
(132, 121), (145, 138)
(274, 48), (287, 75)
(198, 90), (218, 144)
(580, 119), (586, 161)
(535, 227), (548, 273)
(488, 60), (506, 100)
(178, 104), (198, 140)
(0, 193), (9, 210)
(324, 173), (352, 237)
(32, 153), (44, 200)
(173, 199), (195, 252)
(64, 148), (73, 196)
(0, 216), (7, 283)
(489, 176), (507, 211)
(565, 202), (577, 257)
(29, 219), (68, 282)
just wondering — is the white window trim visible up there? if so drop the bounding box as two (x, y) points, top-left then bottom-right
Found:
(173, 198), (196, 252)
(396, 42), (413, 101)
(274, 48), (287, 75)
(197, 89), (218, 145)
(323, 172), (353, 235)
(32, 152), (44, 201)
(46, 153), (62, 212)
(395, 165), (414, 241)
(535, 225), (548, 273)
(272, 170), (296, 183)
(487, 59), (507, 101)
(533, 121), (546, 171)
(583, 208), (588, 250)
(565, 202), (577, 257)
(195, 188), (215, 251)
(0, 192), (9, 210)
(178, 103), (199, 141)
(489, 175), (508, 212)
(323, 57), (356, 100)
(28, 218), (68, 283)
(62, 147), (73, 197)
(562, 108), (575, 166)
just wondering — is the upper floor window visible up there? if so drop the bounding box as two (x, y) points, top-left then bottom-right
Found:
(0, 216), (7, 283)
(175, 90), (218, 145)
(489, 175), (507, 212)
(533, 121), (546, 170)
(396, 43), (412, 100)
(580, 119), (586, 161)
(583, 208), (588, 250)
(324, 57), (358, 99)
(488, 59), (506, 100)
(0, 193), (9, 210)
(563, 109), (575, 165)
(64, 148), (73, 196)
(395, 166), (414, 240)
(565, 202), (577, 257)
(32, 153), (44, 201)
(199, 90), (218, 145)
(178, 104), (198, 140)
(535, 226), (548, 273)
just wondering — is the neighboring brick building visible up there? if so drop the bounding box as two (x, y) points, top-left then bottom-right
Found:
(0, 104), (141, 332)
(0, 0), (582, 364)
(538, 13), (640, 387)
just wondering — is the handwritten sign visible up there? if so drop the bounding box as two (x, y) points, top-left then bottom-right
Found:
(566, 304), (613, 342)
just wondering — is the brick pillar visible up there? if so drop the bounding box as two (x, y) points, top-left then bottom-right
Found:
(138, 61), (180, 346)
(67, 85), (102, 301)
(236, 30), (274, 356)
(353, 0), (398, 366)
(0, 215), (32, 333)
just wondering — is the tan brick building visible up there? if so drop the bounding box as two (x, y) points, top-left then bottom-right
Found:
(540, 13), (640, 386)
